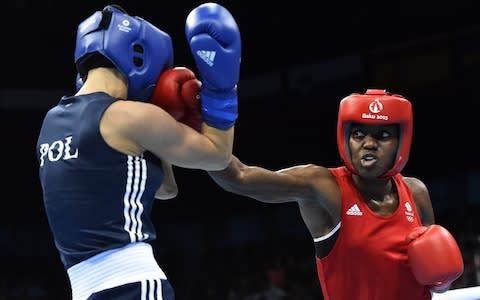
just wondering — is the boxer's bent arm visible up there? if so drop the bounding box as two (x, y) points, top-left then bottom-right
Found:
(102, 100), (233, 171)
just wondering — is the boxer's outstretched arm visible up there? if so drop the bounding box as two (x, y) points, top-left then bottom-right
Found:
(208, 155), (329, 204)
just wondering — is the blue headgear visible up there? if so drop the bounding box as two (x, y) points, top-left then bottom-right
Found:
(74, 5), (174, 101)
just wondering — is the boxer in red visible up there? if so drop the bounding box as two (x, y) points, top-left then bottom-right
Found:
(206, 89), (464, 300)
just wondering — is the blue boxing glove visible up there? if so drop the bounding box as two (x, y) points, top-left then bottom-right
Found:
(185, 3), (241, 129)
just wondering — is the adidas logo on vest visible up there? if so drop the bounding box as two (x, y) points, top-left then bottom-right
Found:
(346, 204), (363, 216)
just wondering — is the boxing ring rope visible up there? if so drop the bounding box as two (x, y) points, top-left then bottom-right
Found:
(432, 286), (480, 300)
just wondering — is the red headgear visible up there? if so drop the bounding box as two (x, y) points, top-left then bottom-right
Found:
(337, 89), (413, 178)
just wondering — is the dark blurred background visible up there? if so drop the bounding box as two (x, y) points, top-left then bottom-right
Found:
(1, 1), (479, 299)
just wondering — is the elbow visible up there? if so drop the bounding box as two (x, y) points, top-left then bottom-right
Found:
(154, 183), (179, 200)
(202, 141), (236, 172)
(166, 185), (179, 198)
(207, 151), (232, 171)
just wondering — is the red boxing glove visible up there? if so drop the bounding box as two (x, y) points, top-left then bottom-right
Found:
(177, 78), (202, 132)
(406, 225), (464, 293)
(150, 67), (202, 131)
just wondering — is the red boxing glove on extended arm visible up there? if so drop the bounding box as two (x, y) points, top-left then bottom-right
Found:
(150, 67), (202, 132)
(406, 225), (464, 293)
(178, 78), (202, 133)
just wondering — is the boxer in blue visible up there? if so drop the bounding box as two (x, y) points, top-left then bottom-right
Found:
(36, 3), (241, 299)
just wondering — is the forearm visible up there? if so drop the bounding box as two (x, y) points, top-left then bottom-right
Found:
(200, 125), (234, 170)
(208, 156), (301, 203)
(171, 125), (234, 171)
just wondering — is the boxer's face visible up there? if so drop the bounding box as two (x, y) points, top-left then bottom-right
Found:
(348, 123), (399, 179)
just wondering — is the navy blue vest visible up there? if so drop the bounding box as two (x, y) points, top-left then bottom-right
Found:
(36, 92), (163, 269)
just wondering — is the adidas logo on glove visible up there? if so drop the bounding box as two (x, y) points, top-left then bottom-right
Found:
(196, 50), (216, 66)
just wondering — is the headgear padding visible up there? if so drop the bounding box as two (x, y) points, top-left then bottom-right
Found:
(74, 5), (174, 101)
(337, 89), (413, 178)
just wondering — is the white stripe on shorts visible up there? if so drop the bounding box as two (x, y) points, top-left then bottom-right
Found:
(68, 242), (167, 300)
